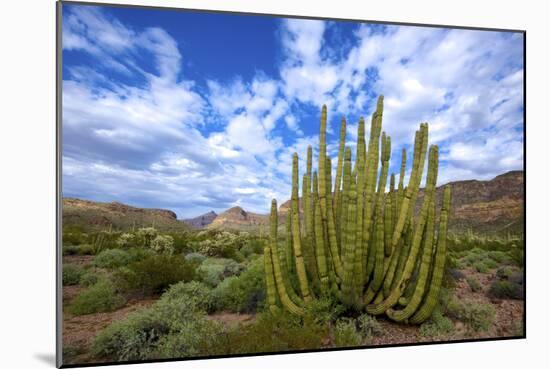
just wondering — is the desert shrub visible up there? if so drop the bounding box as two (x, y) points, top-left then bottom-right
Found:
(473, 261), (490, 273)
(79, 268), (108, 287)
(334, 319), (362, 347)
(213, 310), (326, 355)
(151, 235), (175, 255)
(466, 276), (482, 292)
(115, 255), (196, 296)
(94, 249), (132, 269)
(304, 295), (346, 325)
(496, 266), (516, 280)
(509, 244), (524, 267)
(484, 258), (499, 269)
(69, 280), (125, 315)
(92, 297), (221, 361)
(127, 247), (156, 262)
(487, 251), (511, 264)
(63, 244), (95, 256)
(184, 252), (206, 264)
(419, 308), (454, 337)
(136, 227), (158, 247)
(198, 258), (244, 287)
(446, 298), (495, 332)
(116, 233), (136, 248)
(193, 231), (250, 258)
(357, 314), (383, 339)
(63, 264), (84, 285)
(212, 258), (265, 313)
(488, 280), (523, 300)
(160, 281), (215, 313)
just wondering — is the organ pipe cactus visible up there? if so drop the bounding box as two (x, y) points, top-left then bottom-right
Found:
(263, 95), (451, 324)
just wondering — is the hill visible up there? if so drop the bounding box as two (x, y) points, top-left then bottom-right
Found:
(182, 211), (218, 229)
(207, 206), (269, 233)
(62, 198), (190, 233)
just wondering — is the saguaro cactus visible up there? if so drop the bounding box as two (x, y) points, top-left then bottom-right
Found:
(263, 95), (451, 323)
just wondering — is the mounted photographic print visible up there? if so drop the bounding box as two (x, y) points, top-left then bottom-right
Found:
(57, 0), (525, 367)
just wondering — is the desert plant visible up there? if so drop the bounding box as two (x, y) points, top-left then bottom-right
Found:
(92, 297), (221, 361)
(160, 281), (215, 313)
(116, 233), (136, 248)
(334, 319), (362, 347)
(446, 298), (495, 332)
(114, 254), (196, 296)
(263, 98), (452, 324)
(212, 257), (265, 313)
(63, 264), (84, 286)
(68, 280), (126, 315)
(151, 235), (175, 255)
(94, 249), (132, 269)
(419, 308), (454, 337)
(488, 280), (523, 300)
(466, 276), (482, 292)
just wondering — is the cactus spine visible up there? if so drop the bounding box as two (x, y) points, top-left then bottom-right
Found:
(264, 96), (451, 324)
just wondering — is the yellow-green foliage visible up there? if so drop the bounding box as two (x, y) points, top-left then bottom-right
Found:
(263, 97), (452, 324)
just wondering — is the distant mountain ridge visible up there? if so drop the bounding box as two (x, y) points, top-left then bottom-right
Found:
(207, 206), (269, 232)
(182, 211), (217, 229)
(63, 170), (524, 235)
(62, 198), (189, 232)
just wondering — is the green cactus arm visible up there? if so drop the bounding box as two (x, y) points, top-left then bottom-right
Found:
(409, 185), (452, 324)
(386, 197), (436, 322)
(314, 193), (329, 291)
(318, 105), (329, 227)
(271, 199), (303, 306)
(340, 148), (351, 249)
(264, 246), (279, 313)
(302, 173), (319, 286)
(341, 172), (358, 306)
(334, 117), (347, 234)
(384, 193), (393, 257)
(366, 143), (437, 315)
(291, 153), (311, 302)
(325, 157), (344, 278)
(353, 117), (367, 297)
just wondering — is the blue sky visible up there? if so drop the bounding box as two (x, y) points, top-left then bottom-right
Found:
(61, 3), (524, 218)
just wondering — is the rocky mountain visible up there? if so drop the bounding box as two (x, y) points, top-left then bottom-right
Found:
(207, 206), (269, 232)
(416, 170), (524, 235)
(182, 211), (218, 229)
(62, 198), (190, 232)
(62, 171), (523, 236)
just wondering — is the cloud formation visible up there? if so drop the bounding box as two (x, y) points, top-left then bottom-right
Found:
(62, 5), (524, 218)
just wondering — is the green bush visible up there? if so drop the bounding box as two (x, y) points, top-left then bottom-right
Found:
(94, 249), (132, 269)
(211, 257), (265, 313)
(466, 276), (482, 292)
(69, 280), (126, 315)
(304, 295), (346, 325)
(213, 310), (327, 355)
(92, 297), (221, 361)
(334, 319), (362, 347)
(198, 258), (244, 287)
(496, 266), (516, 280)
(127, 247), (156, 262)
(184, 252), (206, 264)
(116, 233), (136, 248)
(63, 244), (95, 256)
(114, 254), (196, 296)
(63, 264), (84, 285)
(473, 261), (490, 273)
(357, 314), (383, 339)
(419, 308), (454, 337)
(151, 235), (175, 255)
(136, 227), (158, 247)
(160, 281), (215, 313)
(484, 258), (499, 269)
(446, 298), (495, 332)
(487, 251), (511, 264)
(488, 280), (523, 300)
(79, 268), (107, 287)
